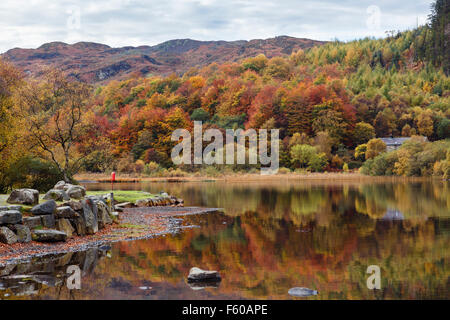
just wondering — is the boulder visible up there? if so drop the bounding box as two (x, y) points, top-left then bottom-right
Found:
(0, 227), (18, 244)
(6, 189), (39, 205)
(31, 200), (57, 216)
(96, 201), (113, 229)
(63, 200), (83, 212)
(55, 206), (80, 219)
(69, 216), (86, 236)
(187, 267), (221, 283)
(56, 219), (75, 238)
(14, 224), (31, 243)
(23, 216), (42, 229)
(66, 185), (86, 199)
(288, 287), (318, 297)
(81, 199), (98, 234)
(0, 205), (22, 212)
(32, 229), (67, 242)
(0, 210), (22, 225)
(41, 214), (56, 228)
(54, 180), (66, 190)
(43, 189), (70, 202)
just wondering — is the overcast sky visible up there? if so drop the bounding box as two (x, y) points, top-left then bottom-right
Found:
(0, 0), (434, 53)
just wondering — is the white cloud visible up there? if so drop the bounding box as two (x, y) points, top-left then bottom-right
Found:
(0, 0), (435, 53)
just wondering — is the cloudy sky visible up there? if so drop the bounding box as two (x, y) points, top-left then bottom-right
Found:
(0, 0), (434, 53)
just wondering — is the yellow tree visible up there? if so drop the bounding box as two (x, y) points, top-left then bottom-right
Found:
(15, 69), (91, 182)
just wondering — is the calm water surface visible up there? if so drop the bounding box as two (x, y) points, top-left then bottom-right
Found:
(1, 180), (448, 300)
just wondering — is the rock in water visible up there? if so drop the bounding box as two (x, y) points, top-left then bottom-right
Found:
(0, 210), (22, 225)
(43, 189), (70, 202)
(14, 225), (31, 243)
(31, 200), (57, 215)
(32, 229), (67, 242)
(288, 287), (318, 297)
(0, 227), (18, 244)
(6, 189), (39, 205)
(187, 267), (221, 282)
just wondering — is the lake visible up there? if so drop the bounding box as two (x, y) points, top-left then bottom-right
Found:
(1, 180), (448, 300)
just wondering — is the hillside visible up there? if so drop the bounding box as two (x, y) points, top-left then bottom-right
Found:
(1, 36), (324, 84)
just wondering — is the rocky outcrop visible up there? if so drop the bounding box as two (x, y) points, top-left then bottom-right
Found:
(31, 200), (57, 216)
(0, 210), (22, 225)
(14, 225), (31, 243)
(43, 189), (70, 201)
(56, 219), (75, 238)
(0, 227), (18, 244)
(187, 267), (221, 283)
(6, 189), (39, 205)
(81, 199), (98, 235)
(31, 229), (67, 242)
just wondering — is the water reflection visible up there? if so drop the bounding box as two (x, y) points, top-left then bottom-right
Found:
(1, 180), (449, 300)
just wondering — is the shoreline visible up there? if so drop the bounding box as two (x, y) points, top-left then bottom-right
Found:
(75, 172), (437, 183)
(0, 207), (220, 267)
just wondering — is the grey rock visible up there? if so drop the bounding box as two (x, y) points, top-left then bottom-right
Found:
(63, 200), (83, 212)
(54, 180), (66, 190)
(55, 206), (80, 219)
(31, 200), (57, 216)
(288, 287), (318, 297)
(6, 189), (39, 205)
(56, 218), (75, 238)
(22, 216), (42, 229)
(96, 201), (112, 229)
(66, 185), (86, 199)
(187, 267), (221, 282)
(0, 227), (18, 244)
(41, 214), (56, 228)
(43, 189), (70, 202)
(0, 205), (22, 212)
(14, 224), (31, 243)
(32, 229), (67, 242)
(0, 210), (22, 225)
(81, 199), (98, 234)
(69, 216), (86, 236)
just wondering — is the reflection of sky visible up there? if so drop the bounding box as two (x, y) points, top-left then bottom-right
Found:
(0, 0), (434, 53)
(382, 209), (405, 221)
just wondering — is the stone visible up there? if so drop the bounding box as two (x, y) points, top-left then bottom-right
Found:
(41, 214), (56, 228)
(96, 201), (113, 229)
(54, 180), (66, 190)
(6, 189), (39, 205)
(66, 185), (86, 199)
(0, 205), (22, 212)
(56, 219), (75, 238)
(115, 202), (133, 209)
(22, 216), (42, 229)
(0, 227), (18, 244)
(14, 224), (31, 243)
(69, 216), (86, 236)
(32, 229), (67, 242)
(0, 210), (22, 225)
(63, 200), (83, 212)
(288, 287), (318, 297)
(43, 189), (70, 202)
(187, 267), (221, 282)
(55, 206), (80, 219)
(81, 199), (98, 234)
(31, 200), (57, 216)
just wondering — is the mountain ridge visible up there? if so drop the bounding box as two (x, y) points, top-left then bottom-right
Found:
(1, 36), (325, 84)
